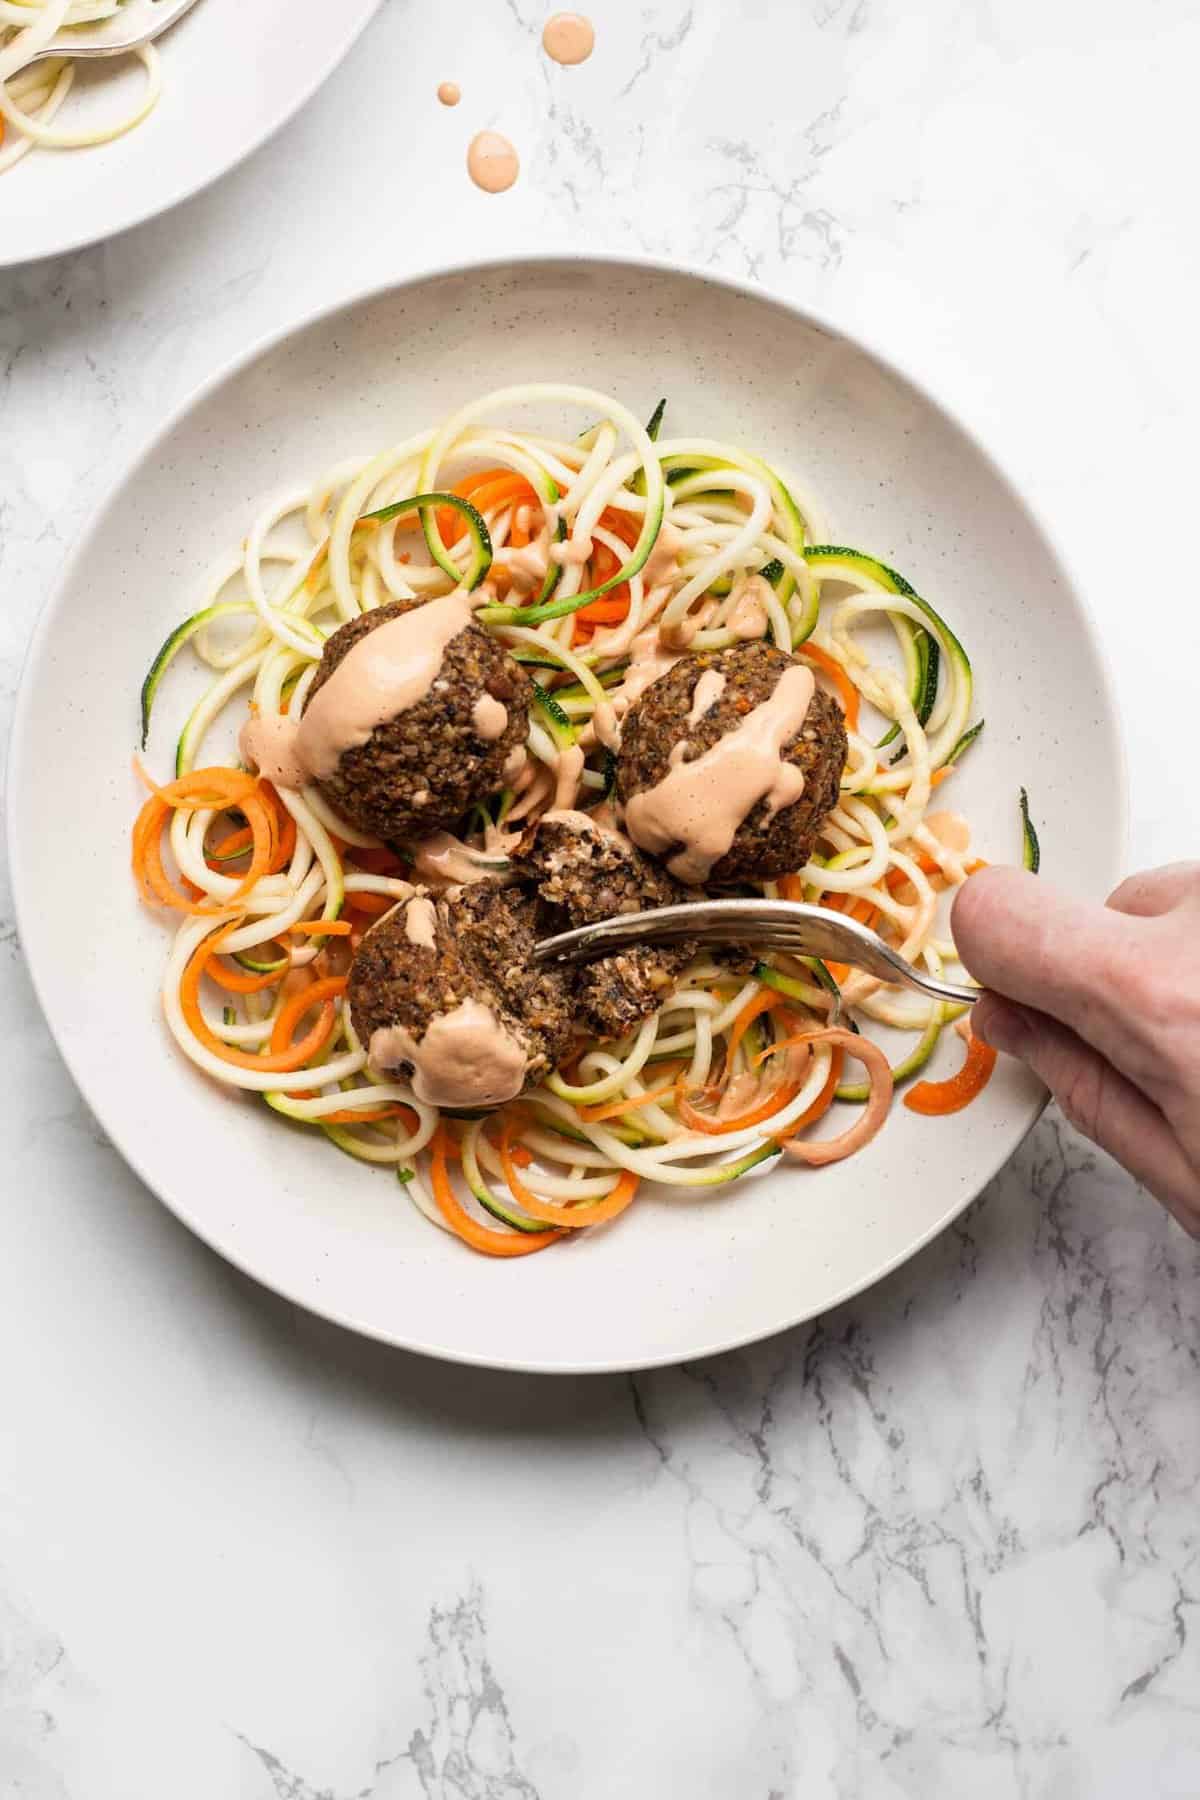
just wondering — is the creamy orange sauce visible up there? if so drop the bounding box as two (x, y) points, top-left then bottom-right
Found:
(556, 533), (594, 566)
(437, 81), (461, 106)
(641, 521), (685, 590)
(925, 810), (971, 854)
(502, 744), (529, 785)
(542, 12), (595, 64)
(727, 576), (771, 640)
(554, 743), (586, 809)
(717, 1072), (761, 1119)
(472, 692), (509, 740)
(370, 998), (527, 1108)
(611, 626), (680, 716)
(659, 610), (702, 651)
(409, 831), (494, 886)
(239, 710), (308, 791)
(404, 895), (438, 949)
(625, 664), (816, 884)
(502, 531), (552, 593)
(297, 588), (474, 781)
(591, 699), (621, 750)
(686, 667), (726, 725)
(781, 1030), (893, 1165)
(506, 761), (556, 825)
(467, 131), (520, 193)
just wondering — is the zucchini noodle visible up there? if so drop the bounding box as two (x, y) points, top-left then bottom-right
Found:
(132, 384), (999, 1261)
(0, 1), (163, 175)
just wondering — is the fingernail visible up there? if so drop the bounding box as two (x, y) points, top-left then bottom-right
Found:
(973, 999), (1029, 1056)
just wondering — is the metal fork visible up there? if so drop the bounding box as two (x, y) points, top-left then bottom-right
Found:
(534, 898), (980, 1008)
(24, 0), (203, 65)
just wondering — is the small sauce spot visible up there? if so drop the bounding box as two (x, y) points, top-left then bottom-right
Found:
(437, 81), (461, 106)
(926, 810), (972, 854)
(542, 12), (595, 64)
(467, 130), (520, 193)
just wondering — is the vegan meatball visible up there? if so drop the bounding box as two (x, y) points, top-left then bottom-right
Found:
(616, 641), (847, 884)
(516, 809), (695, 1040)
(306, 598), (530, 841)
(348, 884), (574, 1107)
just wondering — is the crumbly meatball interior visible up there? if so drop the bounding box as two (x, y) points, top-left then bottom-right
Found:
(516, 812), (695, 1040)
(348, 884), (574, 1090)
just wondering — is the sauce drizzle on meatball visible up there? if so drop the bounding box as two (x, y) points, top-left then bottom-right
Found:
(297, 588), (475, 779)
(624, 663), (816, 884)
(370, 999), (529, 1109)
(240, 588), (477, 787)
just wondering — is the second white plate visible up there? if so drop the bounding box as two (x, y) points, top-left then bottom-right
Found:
(1, 0), (382, 267)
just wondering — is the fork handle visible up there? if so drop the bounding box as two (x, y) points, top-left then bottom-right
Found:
(27, 0), (203, 62)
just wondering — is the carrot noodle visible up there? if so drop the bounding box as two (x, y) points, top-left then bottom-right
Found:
(431, 1127), (561, 1257)
(800, 643), (860, 730)
(134, 382), (991, 1256)
(905, 1029), (997, 1115)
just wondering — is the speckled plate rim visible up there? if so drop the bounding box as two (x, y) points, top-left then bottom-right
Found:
(7, 253), (1129, 1373)
(0, 0), (384, 269)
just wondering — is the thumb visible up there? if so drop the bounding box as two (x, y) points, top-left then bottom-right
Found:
(973, 995), (1200, 1235)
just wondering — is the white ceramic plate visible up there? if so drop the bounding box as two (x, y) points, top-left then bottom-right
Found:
(1, 0), (381, 267)
(8, 258), (1126, 1372)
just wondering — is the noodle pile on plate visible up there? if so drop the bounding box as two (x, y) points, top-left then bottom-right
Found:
(0, 0), (161, 175)
(132, 383), (1015, 1258)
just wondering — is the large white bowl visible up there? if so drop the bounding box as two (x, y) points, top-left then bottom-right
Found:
(1, 0), (381, 267)
(7, 258), (1126, 1372)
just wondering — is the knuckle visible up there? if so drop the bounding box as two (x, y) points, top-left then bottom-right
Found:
(1129, 962), (1176, 1025)
(1105, 875), (1140, 912)
(949, 876), (991, 963)
(1053, 1057), (1107, 1141)
(1164, 1173), (1200, 1239)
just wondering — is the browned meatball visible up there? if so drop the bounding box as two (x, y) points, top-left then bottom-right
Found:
(306, 599), (530, 841)
(348, 884), (574, 1095)
(516, 810), (695, 1040)
(616, 642), (847, 884)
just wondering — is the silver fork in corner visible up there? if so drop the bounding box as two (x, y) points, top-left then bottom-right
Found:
(23, 0), (204, 66)
(534, 897), (980, 1009)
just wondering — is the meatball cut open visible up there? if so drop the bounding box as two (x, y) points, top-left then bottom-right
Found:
(348, 885), (573, 1110)
(516, 809), (695, 1041)
(305, 598), (530, 842)
(616, 641), (848, 885)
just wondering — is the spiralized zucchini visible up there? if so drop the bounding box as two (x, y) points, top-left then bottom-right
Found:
(0, 1), (163, 176)
(133, 383), (1006, 1260)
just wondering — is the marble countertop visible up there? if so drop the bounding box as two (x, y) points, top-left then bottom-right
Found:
(3, 2), (1199, 1793)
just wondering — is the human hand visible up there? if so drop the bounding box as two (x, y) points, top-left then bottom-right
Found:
(951, 863), (1200, 1234)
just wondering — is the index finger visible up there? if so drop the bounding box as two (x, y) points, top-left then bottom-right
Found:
(951, 866), (1151, 1080)
(1107, 862), (1200, 919)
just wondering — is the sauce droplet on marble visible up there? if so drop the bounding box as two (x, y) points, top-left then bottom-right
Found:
(467, 130), (520, 193)
(542, 12), (595, 64)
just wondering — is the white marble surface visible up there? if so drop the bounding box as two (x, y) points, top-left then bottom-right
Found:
(2, 2), (1199, 1793)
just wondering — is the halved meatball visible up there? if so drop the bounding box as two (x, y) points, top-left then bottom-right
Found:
(306, 599), (530, 841)
(515, 809), (695, 1040)
(616, 642), (847, 884)
(348, 884), (573, 1100)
